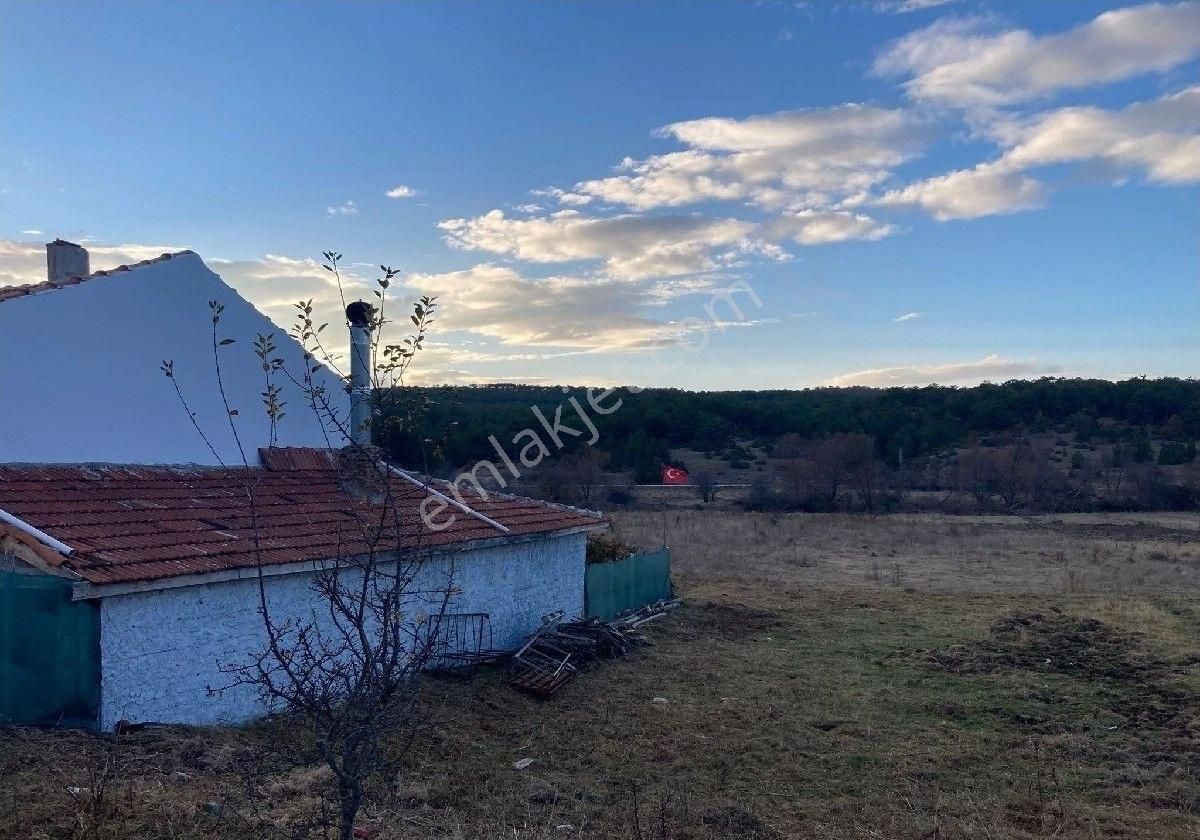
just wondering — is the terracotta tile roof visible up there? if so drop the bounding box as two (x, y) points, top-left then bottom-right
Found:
(259, 446), (338, 471)
(0, 453), (605, 587)
(0, 250), (193, 304)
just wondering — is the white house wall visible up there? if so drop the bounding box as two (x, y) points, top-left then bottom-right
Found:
(97, 532), (585, 729)
(0, 253), (347, 464)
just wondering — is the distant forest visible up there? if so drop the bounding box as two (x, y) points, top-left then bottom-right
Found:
(379, 378), (1200, 482)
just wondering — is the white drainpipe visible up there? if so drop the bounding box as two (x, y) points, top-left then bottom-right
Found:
(384, 465), (509, 533)
(0, 508), (74, 556)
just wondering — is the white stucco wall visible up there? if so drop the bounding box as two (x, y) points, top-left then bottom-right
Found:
(0, 253), (347, 464)
(97, 532), (586, 729)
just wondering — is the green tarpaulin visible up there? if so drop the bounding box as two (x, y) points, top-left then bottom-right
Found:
(585, 548), (671, 620)
(0, 571), (100, 728)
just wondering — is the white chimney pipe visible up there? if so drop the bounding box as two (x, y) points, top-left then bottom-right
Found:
(345, 301), (375, 446)
(46, 239), (89, 283)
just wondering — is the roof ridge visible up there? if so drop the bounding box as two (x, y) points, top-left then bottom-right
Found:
(474, 486), (605, 520)
(416, 474), (604, 520)
(0, 249), (195, 304)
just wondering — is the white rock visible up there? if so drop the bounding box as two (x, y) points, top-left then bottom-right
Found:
(652, 697), (669, 704)
(512, 758), (535, 770)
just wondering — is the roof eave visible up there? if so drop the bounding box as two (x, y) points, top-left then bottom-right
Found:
(69, 522), (605, 600)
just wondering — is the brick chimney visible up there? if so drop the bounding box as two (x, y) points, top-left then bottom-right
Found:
(46, 239), (89, 283)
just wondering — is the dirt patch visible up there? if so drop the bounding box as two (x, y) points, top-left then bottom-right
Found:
(923, 610), (1200, 811)
(925, 610), (1171, 682)
(923, 610), (1198, 729)
(1031, 519), (1200, 546)
(687, 601), (785, 639)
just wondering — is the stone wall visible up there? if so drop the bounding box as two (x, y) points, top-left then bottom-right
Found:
(98, 531), (585, 729)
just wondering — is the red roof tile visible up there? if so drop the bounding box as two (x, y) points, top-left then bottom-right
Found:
(0, 454), (604, 587)
(259, 446), (337, 471)
(0, 250), (193, 304)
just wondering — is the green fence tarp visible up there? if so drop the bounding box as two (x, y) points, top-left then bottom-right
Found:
(0, 571), (100, 728)
(585, 548), (671, 621)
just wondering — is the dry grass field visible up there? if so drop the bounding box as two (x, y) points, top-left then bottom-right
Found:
(4, 510), (1200, 839)
(612, 510), (1200, 597)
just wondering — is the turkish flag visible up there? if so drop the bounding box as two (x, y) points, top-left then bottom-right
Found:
(662, 465), (689, 485)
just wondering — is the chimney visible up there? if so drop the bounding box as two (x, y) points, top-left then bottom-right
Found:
(46, 239), (89, 283)
(345, 301), (375, 447)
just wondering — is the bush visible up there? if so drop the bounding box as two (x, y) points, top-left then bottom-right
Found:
(1130, 429), (1154, 463)
(586, 534), (636, 565)
(605, 486), (637, 507)
(741, 477), (797, 512)
(1158, 441), (1197, 466)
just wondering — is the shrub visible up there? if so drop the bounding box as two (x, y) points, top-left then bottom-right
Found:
(741, 477), (796, 512)
(1158, 441), (1197, 466)
(587, 534), (636, 565)
(605, 486), (637, 507)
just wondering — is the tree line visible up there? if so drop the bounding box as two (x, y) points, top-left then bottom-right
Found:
(746, 430), (1199, 514)
(378, 377), (1200, 483)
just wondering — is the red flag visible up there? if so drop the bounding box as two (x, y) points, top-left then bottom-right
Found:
(662, 465), (689, 485)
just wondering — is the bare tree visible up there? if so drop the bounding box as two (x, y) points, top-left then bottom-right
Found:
(775, 454), (809, 507)
(165, 252), (447, 840)
(535, 457), (575, 503)
(1099, 448), (1126, 499)
(770, 433), (886, 511)
(771, 432), (803, 459)
(1128, 462), (1169, 509)
(955, 447), (1000, 507)
(568, 447), (609, 504)
(806, 435), (847, 509)
(692, 468), (718, 504)
(841, 433), (881, 512)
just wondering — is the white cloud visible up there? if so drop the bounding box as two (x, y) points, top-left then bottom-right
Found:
(877, 0), (958, 13)
(877, 162), (1045, 220)
(876, 3), (1200, 107)
(20, 229), (43, 236)
(0, 240), (49, 286)
(326, 200), (358, 216)
(573, 104), (929, 211)
(994, 85), (1200, 184)
(1, 232), (784, 384)
(824, 354), (1060, 386)
(385, 185), (418, 199)
(893, 311), (923, 321)
(407, 263), (730, 352)
(531, 187), (594, 207)
(768, 209), (897, 244)
(879, 85), (1200, 219)
(575, 151), (755, 210)
(661, 105), (919, 157)
(437, 209), (756, 279)
(431, 370), (558, 385)
(0, 239), (770, 386)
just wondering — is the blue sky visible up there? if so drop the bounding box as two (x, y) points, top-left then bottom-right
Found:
(1, 0), (1197, 388)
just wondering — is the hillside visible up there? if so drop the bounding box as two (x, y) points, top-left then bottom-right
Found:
(380, 378), (1200, 481)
